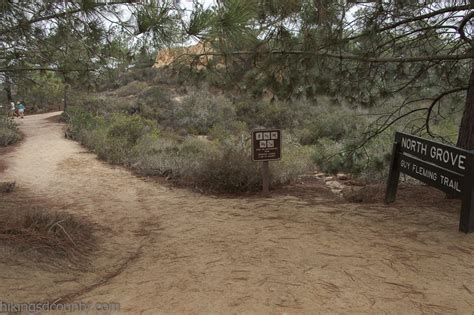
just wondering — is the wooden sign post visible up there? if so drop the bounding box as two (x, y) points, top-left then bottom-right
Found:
(385, 132), (474, 233)
(252, 129), (282, 195)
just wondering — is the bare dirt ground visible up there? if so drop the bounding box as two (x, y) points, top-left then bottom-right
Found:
(1, 112), (474, 314)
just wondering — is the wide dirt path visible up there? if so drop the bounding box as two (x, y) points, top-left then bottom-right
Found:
(1, 112), (474, 314)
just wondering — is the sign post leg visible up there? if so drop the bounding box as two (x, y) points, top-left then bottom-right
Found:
(459, 186), (474, 233)
(262, 161), (270, 196)
(385, 142), (401, 204)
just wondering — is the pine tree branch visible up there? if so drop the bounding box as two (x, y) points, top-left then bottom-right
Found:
(375, 25), (459, 50)
(182, 50), (473, 63)
(0, 0), (139, 36)
(345, 4), (472, 42)
(311, 5), (472, 52)
(458, 11), (474, 43)
(0, 67), (95, 73)
(318, 52), (473, 63)
(425, 86), (469, 136)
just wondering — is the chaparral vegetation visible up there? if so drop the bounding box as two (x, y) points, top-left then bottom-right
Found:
(1, 1), (474, 313)
(2, 0), (472, 192)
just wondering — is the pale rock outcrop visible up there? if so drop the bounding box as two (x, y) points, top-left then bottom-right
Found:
(153, 42), (218, 70)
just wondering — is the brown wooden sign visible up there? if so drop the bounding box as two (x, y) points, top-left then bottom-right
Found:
(252, 129), (282, 196)
(252, 129), (281, 161)
(385, 132), (474, 233)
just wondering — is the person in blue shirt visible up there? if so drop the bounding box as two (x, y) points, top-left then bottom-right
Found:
(16, 101), (25, 119)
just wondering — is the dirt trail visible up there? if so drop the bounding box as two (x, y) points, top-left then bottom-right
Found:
(1, 112), (474, 314)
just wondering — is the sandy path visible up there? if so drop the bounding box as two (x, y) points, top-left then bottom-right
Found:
(1, 112), (474, 314)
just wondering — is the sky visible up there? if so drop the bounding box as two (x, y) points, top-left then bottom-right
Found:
(177, 0), (216, 11)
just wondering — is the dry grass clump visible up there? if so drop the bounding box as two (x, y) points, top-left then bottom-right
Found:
(0, 191), (96, 270)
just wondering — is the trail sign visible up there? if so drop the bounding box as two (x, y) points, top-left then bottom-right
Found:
(252, 129), (281, 161)
(385, 132), (474, 233)
(252, 129), (282, 195)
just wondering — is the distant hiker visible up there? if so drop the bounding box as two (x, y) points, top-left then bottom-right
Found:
(10, 102), (16, 118)
(17, 101), (25, 119)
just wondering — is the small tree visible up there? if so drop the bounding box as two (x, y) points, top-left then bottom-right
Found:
(186, 0), (474, 149)
(0, 0), (181, 107)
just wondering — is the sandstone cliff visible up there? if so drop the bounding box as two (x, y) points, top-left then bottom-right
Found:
(153, 42), (219, 70)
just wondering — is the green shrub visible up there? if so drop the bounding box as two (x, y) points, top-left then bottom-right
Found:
(312, 133), (392, 178)
(13, 71), (63, 113)
(208, 120), (248, 142)
(65, 103), (316, 193)
(191, 139), (262, 192)
(272, 135), (314, 184)
(112, 68), (160, 88)
(115, 81), (149, 97)
(0, 116), (22, 146)
(132, 136), (210, 177)
(235, 99), (300, 129)
(65, 107), (160, 164)
(139, 86), (169, 104)
(192, 135), (314, 192)
(63, 106), (98, 138)
(69, 94), (135, 116)
(234, 97), (322, 130)
(172, 91), (236, 135)
(299, 106), (368, 145)
(131, 130), (314, 193)
(312, 138), (353, 174)
(136, 85), (172, 120)
(66, 107), (314, 193)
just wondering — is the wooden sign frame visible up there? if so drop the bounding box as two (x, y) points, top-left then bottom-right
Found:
(385, 132), (474, 233)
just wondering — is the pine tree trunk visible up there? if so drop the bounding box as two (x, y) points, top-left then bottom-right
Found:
(456, 65), (474, 150)
(63, 83), (68, 112)
(4, 75), (12, 103)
